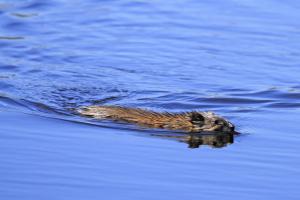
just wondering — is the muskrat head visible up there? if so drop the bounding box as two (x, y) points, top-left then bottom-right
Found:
(189, 112), (235, 133)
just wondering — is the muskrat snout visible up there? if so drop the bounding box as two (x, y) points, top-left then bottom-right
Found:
(217, 120), (235, 133)
(215, 119), (235, 133)
(220, 123), (235, 133)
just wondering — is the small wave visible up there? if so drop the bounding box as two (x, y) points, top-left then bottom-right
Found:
(229, 88), (300, 100)
(20, 0), (53, 10)
(207, 87), (300, 110)
(198, 97), (273, 104)
(10, 12), (38, 18)
(265, 102), (300, 108)
(0, 95), (28, 109)
(0, 36), (24, 40)
(0, 94), (70, 116)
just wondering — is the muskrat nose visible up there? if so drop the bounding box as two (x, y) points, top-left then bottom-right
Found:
(230, 126), (235, 132)
(227, 126), (235, 133)
(219, 121), (235, 133)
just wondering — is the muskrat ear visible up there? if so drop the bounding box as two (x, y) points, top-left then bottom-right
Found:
(190, 113), (205, 124)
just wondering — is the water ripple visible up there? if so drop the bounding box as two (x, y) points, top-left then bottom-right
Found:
(0, 36), (24, 40)
(0, 0), (300, 198)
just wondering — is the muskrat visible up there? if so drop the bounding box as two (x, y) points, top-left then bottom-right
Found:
(77, 105), (236, 133)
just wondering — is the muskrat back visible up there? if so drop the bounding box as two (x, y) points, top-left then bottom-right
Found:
(78, 105), (235, 133)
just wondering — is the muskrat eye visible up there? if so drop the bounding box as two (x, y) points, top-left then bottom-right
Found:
(190, 113), (204, 121)
(190, 113), (204, 125)
(215, 120), (223, 125)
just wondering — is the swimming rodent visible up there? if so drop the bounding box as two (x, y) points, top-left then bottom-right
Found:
(78, 105), (236, 133)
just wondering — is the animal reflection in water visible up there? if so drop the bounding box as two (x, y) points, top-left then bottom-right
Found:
(78, 105), (238, 148)
(152, 132), (234, 148)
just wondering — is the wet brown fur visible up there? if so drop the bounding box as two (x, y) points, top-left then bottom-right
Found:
(78, 105), (235, 133)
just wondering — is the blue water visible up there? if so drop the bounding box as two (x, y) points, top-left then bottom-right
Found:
(1, 0), (300, 199)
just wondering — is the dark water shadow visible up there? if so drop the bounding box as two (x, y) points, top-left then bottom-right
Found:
(151, 132), (236, 149)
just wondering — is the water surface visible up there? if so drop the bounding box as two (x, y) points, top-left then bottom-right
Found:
(1, 0), (300, 199)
